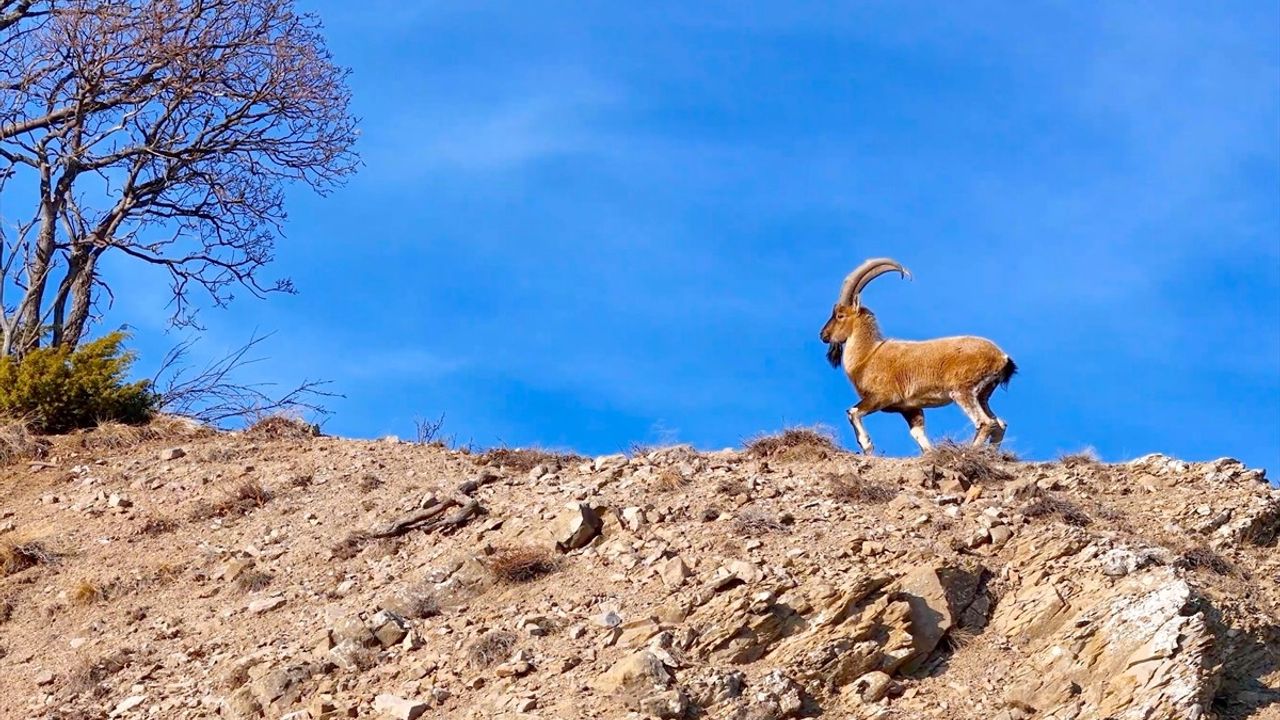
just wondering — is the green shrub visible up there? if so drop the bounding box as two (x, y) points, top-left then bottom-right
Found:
(0, 332), (155, 433)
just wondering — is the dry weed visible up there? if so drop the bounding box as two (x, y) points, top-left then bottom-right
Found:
(70, 579), (103, 606)
(79, 420), (154, 450)
(827, 472), (898, 504)
(1021, 494), (1092, 527)
(66, 648), (133, 697)
(236, 570), (274, 592)
(653, 468), (688, 492)
(745, 426), (842, 461)
(384, 583), (442, 619)
(925, 442), (1015, 484)
(0, 418), (49, 465)
(943, 626), (981, 652)
(1175, 545), (1233, 576)
(137, 515), (179, 535)
(467, 630), (517, 669)
(732, 508), (786, 536)
(716, 477), (748, 497)
(231, 479), (273, 507)
(477, 447), (581, 473)
(245, 414), (319, 440)
(1058, 448), (1101, 468)
(0, 539), (57, 576)
(331, 532), (368, 560)
(488, 546), (561, 584)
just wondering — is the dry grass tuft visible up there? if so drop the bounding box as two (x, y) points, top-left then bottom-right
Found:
(0, 539), (57, 576)
(70, 579), (104, 606)
(231, 479), (272, 507)
(245, 414), (319, 440)
(78, 420), (154, 450)
(827, 472), (898, 504)
(467, 630), (518, 669)
(0, 418), (50, 465)
(716, 477), (748, 497)
(1175, 545), (1233, 576)
(1021, 494), (1092, 527)
(189, 480), (273, 521)
(358, 474), (383, 492)
(330, 532), (368, 560)
(236, 569), (274, 592)
(147, 414), (215, 439)
(385, 583), (442, 619)
(488, 546), (561, 584)
(732, 508), (786, 536)
(477, 447), (581, 473)
(943, 626), (981, 652)
(654, 468), (688, 492)
(745, 426), (842, 461)
(1058, 448), (1102, 468)
(137, 515), (179, 536)
(925, 442), (1015, 484)
(67, 648), (133, 697)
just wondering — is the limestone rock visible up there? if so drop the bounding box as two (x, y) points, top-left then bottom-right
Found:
(1003, 570), (1218, 719)
(594, 650), (671, 695)
(369, 610), (409, 647)
(372, 693), (428, 720)
(552, 502), (603, 551)
(247, 595), (285, 615)
(638, 689), (689, 718)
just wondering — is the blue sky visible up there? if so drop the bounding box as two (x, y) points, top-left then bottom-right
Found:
(108, 1), (1279, 473)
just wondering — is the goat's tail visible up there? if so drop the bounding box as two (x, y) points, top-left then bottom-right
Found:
(998, 357), (1018, 389)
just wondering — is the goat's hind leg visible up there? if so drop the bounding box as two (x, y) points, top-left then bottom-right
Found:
(978, 384), (1007, 446)
(952, 390), (999, 446)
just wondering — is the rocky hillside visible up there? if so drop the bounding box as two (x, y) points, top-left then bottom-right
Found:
(0, 421), (1277, 720)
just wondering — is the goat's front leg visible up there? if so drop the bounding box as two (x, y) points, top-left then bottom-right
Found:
(900, 409), (932, 453)
(847, 400), (877, 454)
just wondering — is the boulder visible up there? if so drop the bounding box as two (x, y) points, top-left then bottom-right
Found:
(551, 502), (603, 551)
(594, 650), (671, 695)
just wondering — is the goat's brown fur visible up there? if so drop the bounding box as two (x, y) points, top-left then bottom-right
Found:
(820, 259), (1016, 454)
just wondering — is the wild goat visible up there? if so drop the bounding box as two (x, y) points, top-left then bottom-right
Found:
(819, 258), (1016, 454)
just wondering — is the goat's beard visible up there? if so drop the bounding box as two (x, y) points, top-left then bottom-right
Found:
(826, 342), (844, 368)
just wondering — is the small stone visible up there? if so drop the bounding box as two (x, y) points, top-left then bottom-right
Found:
(988, 525), (1013, 547)
(853, 670), (893, 702)
(369, 610), (409, 648)
(108, 493), (132, 508)
(659, 557), (690, 589)
(639, 690), (689, 718)
(159, 447), (186, 461)
(620, 506), (647, 532)
(113, 695), (146, 714)
(35, 670), (55, 686)
(247, 595), (285, 614)
(372, 693), (428, 720)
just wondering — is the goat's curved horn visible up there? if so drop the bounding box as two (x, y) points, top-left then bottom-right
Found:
(838, 258), (911, 306)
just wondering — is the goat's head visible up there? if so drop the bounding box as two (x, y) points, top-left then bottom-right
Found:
(821, 258), (910, 368)
(820, 304), (874, 367)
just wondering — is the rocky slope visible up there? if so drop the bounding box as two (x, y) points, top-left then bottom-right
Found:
(0, 422), (1277, 720)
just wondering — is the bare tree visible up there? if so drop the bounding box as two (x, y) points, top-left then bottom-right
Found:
(153, 330), (338, 425)
(0, 0), (358, 357)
